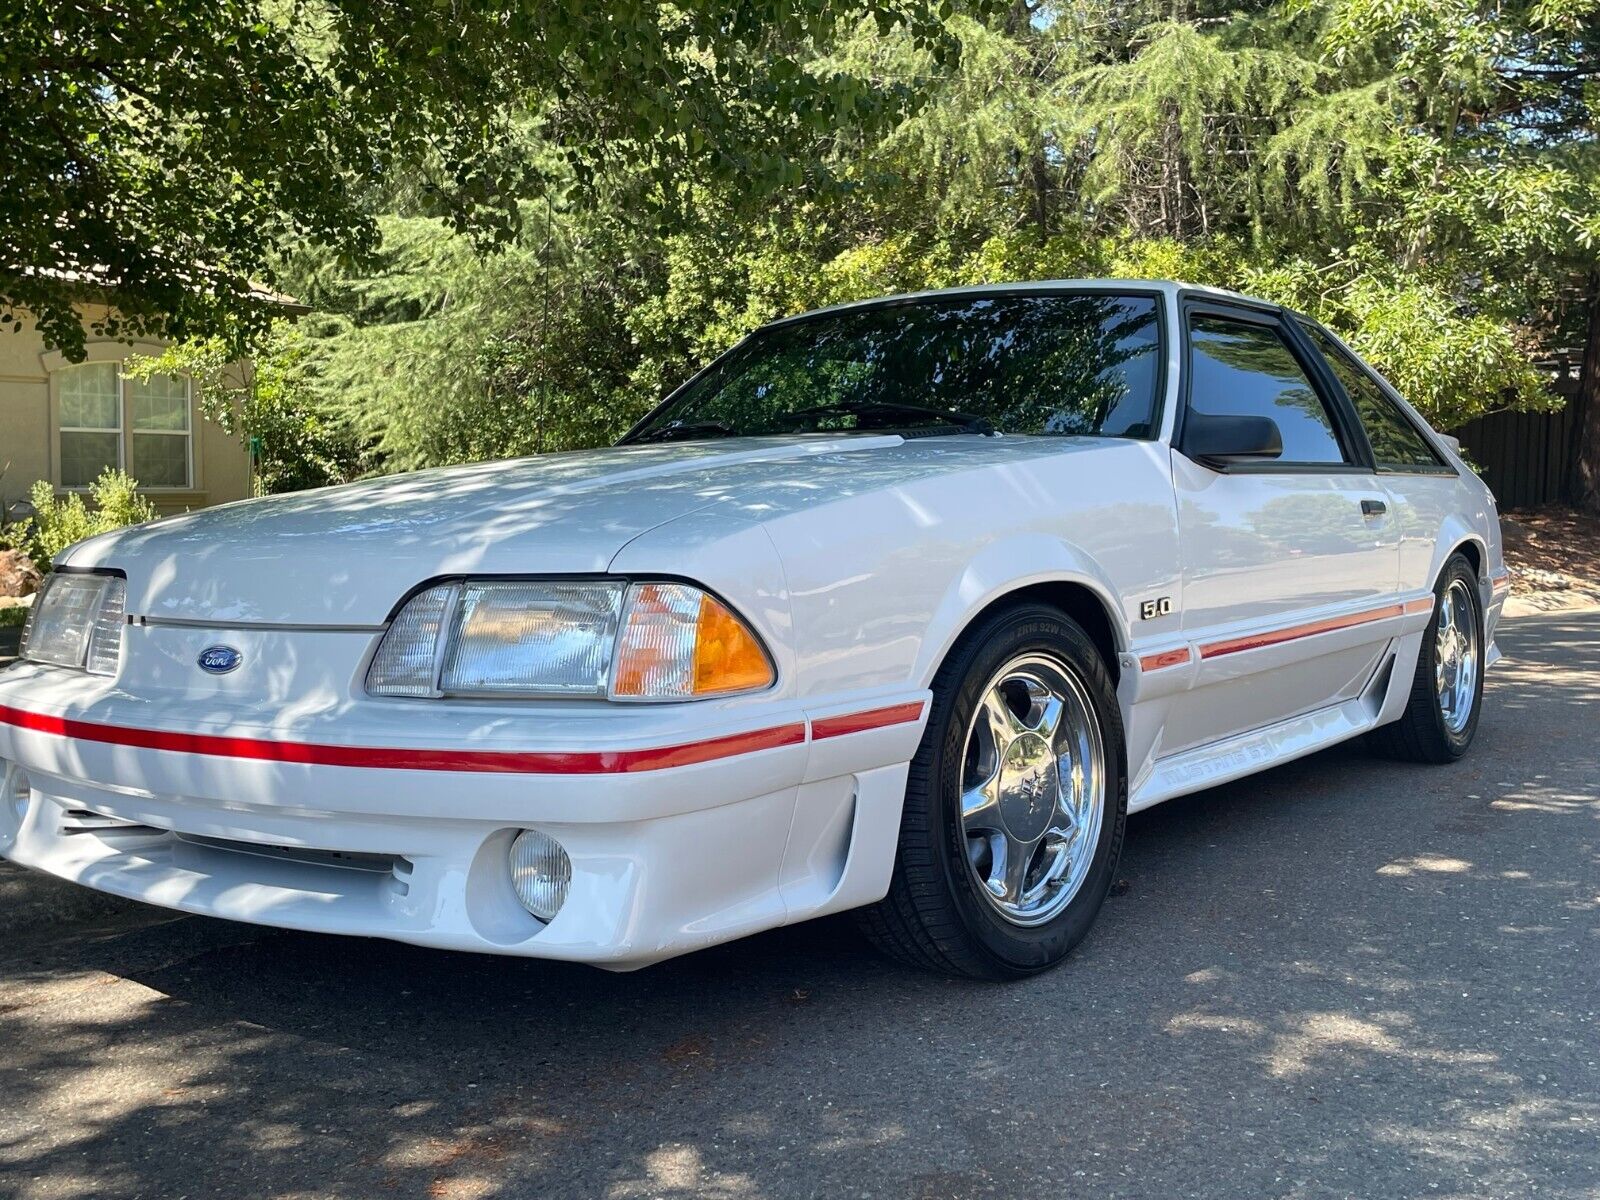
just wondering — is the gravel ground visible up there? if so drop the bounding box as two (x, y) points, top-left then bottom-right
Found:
(0, 611), (1595, 1200)
(1502, 505), (1600, 614)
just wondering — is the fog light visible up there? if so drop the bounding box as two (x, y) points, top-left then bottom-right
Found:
(509, 829), (570, 922)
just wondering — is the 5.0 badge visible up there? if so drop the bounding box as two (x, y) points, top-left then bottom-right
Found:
(1139, 597), (1173, 620)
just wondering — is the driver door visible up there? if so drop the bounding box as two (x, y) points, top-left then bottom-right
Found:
(1163, 301), (1400, 755)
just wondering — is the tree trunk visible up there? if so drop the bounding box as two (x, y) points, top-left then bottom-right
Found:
(1031, 148), (1051, 241)
(1571, 271), (1600, 514)
(1404, 92), (1463, 272)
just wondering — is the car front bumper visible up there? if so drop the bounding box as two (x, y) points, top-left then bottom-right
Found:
(0, 665), (927, 969)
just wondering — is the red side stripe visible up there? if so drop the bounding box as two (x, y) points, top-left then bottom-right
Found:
(1138, 648), (1192, 672)
(1402, 596), (1436, 615)
(0, 703), (805, 775)
(1199, 602), (1408, 660)
(811, 701), (925, 740)
(0, 697), (926, 774)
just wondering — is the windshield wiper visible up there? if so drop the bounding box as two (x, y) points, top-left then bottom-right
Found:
(627, 419), (739, 445)
(772, 401), (996, 436)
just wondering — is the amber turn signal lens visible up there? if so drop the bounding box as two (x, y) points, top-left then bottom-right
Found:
(611, 583), (775, 699)
(692, 594), (774, 695)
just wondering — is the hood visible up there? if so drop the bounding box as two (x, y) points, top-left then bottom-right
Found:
(63, 433), (1112, 626)
(58, 436), (897, 625)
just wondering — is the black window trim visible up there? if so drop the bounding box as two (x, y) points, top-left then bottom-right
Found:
(618, 284), (1171, 446)
(1175, 296), (1375, 476)
(1289, 314), (1458, 477)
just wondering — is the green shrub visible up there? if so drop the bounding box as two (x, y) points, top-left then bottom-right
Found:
(0, 604), (29, 629)
(6, 471), (159, 568)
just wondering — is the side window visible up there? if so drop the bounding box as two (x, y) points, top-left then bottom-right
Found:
(1185, 314), (1349, 465)
(1299, 323), (1445, 471)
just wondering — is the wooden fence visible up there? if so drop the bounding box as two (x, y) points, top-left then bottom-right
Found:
(1452, 357), (1585, 510)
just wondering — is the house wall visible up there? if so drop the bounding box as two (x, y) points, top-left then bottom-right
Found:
(0, 303), (251, 517)
(0, 317), (53, 509)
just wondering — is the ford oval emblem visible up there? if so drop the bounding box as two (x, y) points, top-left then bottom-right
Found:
(197, 645), (242, 675)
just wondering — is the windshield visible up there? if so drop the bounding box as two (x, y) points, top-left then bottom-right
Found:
(623, 292), (1163, 443)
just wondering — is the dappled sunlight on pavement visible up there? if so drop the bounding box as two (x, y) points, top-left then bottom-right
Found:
(0, 612), (1595, 1199)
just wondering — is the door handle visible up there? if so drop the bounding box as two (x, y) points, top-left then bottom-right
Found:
(1360, 499), (1388, 517)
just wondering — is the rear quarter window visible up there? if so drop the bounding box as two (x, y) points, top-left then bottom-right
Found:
(1299, 322), (1447, 472)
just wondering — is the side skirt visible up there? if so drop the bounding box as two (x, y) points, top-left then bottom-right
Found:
(1129, 699), (1376, 813)
(1127, 635), (1415, 814)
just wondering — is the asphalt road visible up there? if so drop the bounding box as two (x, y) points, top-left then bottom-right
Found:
(1, 611), (1596, 1200)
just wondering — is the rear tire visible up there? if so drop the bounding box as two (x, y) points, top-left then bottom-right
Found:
(1371, 553), (1484, 763)
(857, 603), (1128, 980)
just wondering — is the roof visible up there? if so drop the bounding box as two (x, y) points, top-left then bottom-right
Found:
(767, 279), (1275, 330)
(14, 265), (311, 316)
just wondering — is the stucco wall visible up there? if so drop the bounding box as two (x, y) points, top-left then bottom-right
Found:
(0, 304), (251, 517)
(0, 317), (53, 510)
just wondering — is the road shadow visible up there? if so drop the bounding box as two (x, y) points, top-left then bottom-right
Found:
(1, 613), (1595, 1199)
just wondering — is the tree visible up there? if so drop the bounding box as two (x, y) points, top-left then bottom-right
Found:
(1574, 273), (1600, 512)
(257, 0), (1591, 478)
(1284, 0), (1600, 504)
(0, 0), (959, 362)
(126, 327), (366, 494)
(1063, 21), (1317, 242)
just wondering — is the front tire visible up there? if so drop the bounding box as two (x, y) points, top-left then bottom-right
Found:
(857, 603), (1128, 979)
(1372, 553), (1485, 763)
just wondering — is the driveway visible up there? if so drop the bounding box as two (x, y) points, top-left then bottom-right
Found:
(1, 611), (1595, 1200)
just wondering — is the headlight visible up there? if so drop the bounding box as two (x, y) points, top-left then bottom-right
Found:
(20, 572), (126, 676)
(367, 579), (775, 702)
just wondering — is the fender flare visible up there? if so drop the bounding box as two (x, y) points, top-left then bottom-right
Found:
(1433, 516), (1488, 584)
(910, 533), (1127, 689)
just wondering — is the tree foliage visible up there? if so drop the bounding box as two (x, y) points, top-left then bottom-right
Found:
(1, 0), (963, 361)
(5, 0), (1597, 493)
(275, 0), (1590, 481)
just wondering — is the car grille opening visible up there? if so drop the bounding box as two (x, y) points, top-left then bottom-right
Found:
(56, 808), (416, 899)
(60, 808), (168, 838)
(172, 832), (405, 875)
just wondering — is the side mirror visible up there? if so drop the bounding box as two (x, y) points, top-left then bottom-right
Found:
(1182, 411), (1283, 471)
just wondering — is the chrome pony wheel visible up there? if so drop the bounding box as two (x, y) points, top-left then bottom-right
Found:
(958, 654), (1106, 927)
(1434, 578), (1479, 735)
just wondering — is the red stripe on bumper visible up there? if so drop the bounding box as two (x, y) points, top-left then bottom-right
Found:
(811, 701), (926, 740)
(0, 702), (806, 775)
(0, 695), (927, 775)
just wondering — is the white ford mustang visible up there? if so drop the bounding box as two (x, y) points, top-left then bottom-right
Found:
(0, 281), (1508, 978)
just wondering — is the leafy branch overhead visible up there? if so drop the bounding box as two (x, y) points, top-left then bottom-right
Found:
(0, 0), (973, 361)
(1, 0), (1596, 501)
(280, 0), (1595, 477)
